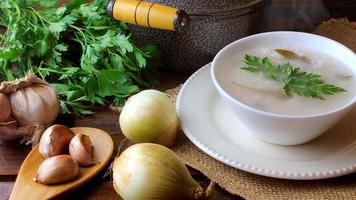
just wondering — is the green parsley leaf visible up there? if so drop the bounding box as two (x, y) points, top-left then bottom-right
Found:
(0, 0), (161, 115)
(241, 55), (347, 100)
(39, 0), (58, 8)
(48, 22), (66, 34)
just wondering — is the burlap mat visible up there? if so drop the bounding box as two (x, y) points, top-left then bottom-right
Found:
(167, 18), (356, 200)
(314, 18), (356, 52)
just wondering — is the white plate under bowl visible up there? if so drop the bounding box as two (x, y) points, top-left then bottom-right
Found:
(176, 63), (356, 180)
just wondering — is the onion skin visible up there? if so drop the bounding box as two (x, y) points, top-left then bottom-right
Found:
(113, 143), (203, 200)
(119, 90), (178, 147)
(10, 84), (60, 126)
(39, 125), (75, 159)
(34, 155), (79, 185)
(0, 93), (11, 123)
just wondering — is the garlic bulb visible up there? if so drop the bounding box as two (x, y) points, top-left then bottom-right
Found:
(0, 93), (11, 122)
(113, 143), (208, 200)
(34, 155), (79, 185)
(69, 133), (96, 167)
(10, 84), (59, 126)
(119, 90), (178, 147)
(39, 125), (75, 158)
(0, 72), (60, 145)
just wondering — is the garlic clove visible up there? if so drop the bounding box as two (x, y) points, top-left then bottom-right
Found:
(0, 120), (19, 141)
(39, 125), (75, 159)
(34, 155), (79, 185)
(69, 133), (96, 167)
(0, 93), (11, 123)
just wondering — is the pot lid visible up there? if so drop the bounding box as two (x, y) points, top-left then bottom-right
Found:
(141, 0), (265, 15)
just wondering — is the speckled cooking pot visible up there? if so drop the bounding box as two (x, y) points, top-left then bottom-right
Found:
(110, 0), (266, 72)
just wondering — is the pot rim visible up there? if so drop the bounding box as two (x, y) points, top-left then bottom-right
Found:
(189, 0), (265, 17)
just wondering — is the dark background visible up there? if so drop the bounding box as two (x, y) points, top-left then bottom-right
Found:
(262, 0), (356, 32)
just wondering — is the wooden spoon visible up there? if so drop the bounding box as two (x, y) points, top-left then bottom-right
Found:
(9, 127), (114, 200)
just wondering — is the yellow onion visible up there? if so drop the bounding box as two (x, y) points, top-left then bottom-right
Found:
(0, 93), (11, 122)
(119, 90), (178, 147)
(113, 143), (211, 200)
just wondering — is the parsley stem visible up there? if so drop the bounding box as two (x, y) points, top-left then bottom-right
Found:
(36, 67), (64, 74)
(11, 0), (21, 24)
(69, 25), (88, 49)
(27, 7), (47, 27)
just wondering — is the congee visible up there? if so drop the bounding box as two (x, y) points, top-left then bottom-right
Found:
(227, 48), (356, 115)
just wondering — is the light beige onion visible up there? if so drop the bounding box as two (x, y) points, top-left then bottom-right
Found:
(34, 155), (79, 185)
(113, 143), (213, 200)
(39, 125), (75, 159)
(119, 90), (178, 147)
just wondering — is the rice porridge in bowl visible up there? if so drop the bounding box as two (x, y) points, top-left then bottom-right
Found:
(229, 48), (355, 115)
(211, 32), (356, 145)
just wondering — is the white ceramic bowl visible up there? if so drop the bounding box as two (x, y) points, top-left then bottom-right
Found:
(211, 31), (356, 145)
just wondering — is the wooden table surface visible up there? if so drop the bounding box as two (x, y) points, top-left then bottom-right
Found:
(1, 0), (356, 200)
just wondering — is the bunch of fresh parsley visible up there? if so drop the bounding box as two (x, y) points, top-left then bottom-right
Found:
(0, 0), (161, 115)
(241, 55), (346, 100)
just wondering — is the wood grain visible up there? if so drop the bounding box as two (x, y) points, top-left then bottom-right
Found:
(0, 144), (31, 175)
(8, 127), (114, 200)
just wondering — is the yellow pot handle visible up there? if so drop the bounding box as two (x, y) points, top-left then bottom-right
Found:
(107, 0), (189, 31)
